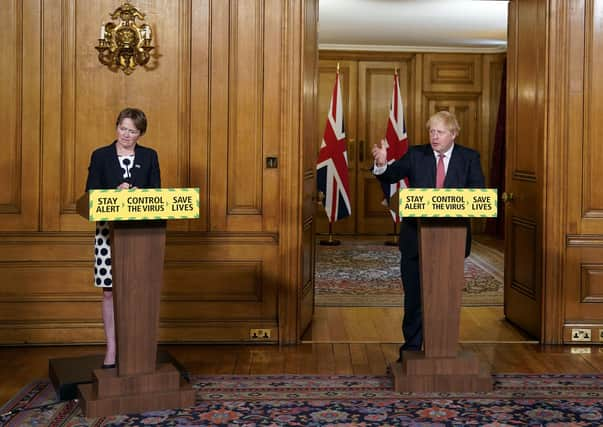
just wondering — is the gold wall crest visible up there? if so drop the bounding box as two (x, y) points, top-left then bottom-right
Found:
(96, 2), (155, 74)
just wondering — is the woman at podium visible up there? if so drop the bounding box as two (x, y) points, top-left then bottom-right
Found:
(85, 107), (161, 368)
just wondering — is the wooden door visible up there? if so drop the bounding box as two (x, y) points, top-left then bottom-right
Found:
(503, 0), (545, 339)
(298, 0), (319, 340)
(357, 60), (412, 234)
(315, 60), (357, 234)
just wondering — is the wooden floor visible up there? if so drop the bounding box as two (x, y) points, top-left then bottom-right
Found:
(1, 306), (603, 406)
(304, 306), (532, 343)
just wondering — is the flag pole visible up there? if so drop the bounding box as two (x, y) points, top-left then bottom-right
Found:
(320, 221), (341, 246)
(317, 191), (341, 246)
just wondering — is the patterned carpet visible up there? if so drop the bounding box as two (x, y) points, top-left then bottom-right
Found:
(315, 239), (504, 307)
(2, 373), (603, 426)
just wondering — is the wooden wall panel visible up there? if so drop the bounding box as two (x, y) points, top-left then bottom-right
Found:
(190, 0), (210, 232)
(0, 323), (104, 346)
(565, 1), (585, 238)
(563, 1), (603, 342)
(579, 1), (603, 223)
(164, 261), (264, 301)
(0, 233), (102, 344)
(0, 300), (99, 322)
(0, 0), (20, 212)
(422, 54), (482, 93)
(41, 0), (64, 231)
(262, 0), (283, 233)
(209, 0), (283, 233)
(209, 0), (230, 232)
(580, 264), (603, 303)
(0, 261), (94, 299)
(163, 236), (278, 322)
(582, 0), (603, 218)
(0, 0), (41, 231)
(0, 233), (280, 343)
(565, 241), (603, 322)
(227, 0), (263, 219)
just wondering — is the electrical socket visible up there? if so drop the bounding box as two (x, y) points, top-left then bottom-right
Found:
(250, 328), (272, 340)
(571, 328), (592, 342)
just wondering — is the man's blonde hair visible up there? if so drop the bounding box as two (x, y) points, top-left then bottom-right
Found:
(426, 111), (460, 136)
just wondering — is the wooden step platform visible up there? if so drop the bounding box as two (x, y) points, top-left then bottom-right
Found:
(390, 351), (493, 392)
(78, 363), (195, 417)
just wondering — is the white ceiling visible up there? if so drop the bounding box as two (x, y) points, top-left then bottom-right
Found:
(318, 0), (509, 52)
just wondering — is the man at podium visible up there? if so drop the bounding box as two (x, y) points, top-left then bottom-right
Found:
(85, 107), (161, 368)
(371, 111), (485, 362)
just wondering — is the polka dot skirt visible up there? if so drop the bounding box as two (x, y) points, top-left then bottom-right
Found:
(94, 221), (113, 287)
(93, 154), (134, 288)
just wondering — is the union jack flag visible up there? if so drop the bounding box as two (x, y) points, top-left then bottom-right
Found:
(380, 71), (409, 222)
(316, 70), (351, 222)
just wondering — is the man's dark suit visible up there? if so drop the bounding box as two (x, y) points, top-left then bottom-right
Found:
(85, 141), (161, 190)
(376, 143), (485, 354)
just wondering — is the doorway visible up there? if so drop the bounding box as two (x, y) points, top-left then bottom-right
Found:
(309, 0), (531, 346)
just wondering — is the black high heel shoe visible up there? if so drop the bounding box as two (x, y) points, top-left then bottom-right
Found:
(101, 363), (116, 369)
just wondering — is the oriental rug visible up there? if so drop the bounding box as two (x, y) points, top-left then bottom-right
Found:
(315, 239), (504, 307)
(2, 373), (602, 426)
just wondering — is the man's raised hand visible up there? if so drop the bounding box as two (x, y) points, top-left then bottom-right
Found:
(371, 140), (387, 167)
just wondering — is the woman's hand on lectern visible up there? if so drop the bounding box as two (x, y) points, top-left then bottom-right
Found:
(117, 182), (131, 190)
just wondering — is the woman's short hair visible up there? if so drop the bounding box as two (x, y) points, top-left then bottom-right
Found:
(426, 110), (460, 136)
(115, 108), (147, 135)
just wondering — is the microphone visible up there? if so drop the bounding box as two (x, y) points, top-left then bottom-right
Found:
(122, 158), (133, 188)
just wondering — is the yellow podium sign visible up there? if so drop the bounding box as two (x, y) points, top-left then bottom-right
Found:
(399, 188), (497, 218)
(88, 188), (200, 221)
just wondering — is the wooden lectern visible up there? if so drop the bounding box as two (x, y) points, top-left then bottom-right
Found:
(73, 192), (195, 417)
(390, 218), (493, 392)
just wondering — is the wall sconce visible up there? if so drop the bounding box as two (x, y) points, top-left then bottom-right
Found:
(96, 2), (154, 75)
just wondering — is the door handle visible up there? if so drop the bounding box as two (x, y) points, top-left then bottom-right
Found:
(501, 192), (514, 203)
